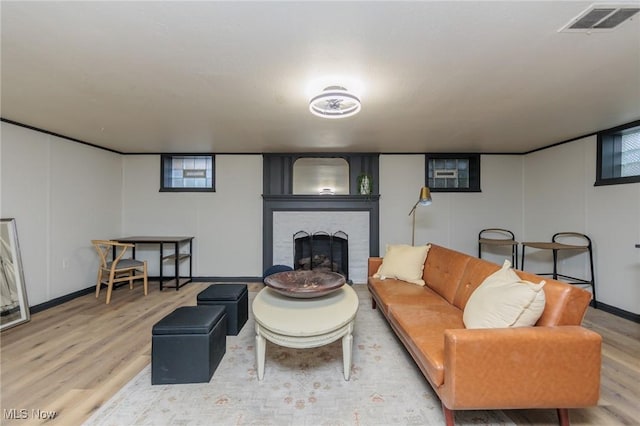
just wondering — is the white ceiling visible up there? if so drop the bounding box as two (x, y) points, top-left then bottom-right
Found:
(1, 1), (639, 154)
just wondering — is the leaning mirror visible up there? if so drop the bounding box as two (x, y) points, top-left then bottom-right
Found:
(1, 218), (30, 330)
(292, 157), (350, 195)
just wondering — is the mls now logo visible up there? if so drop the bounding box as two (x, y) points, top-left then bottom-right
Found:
(3, 409), (57, 420)
(31, 409), (57, 419)
(3, 409), (28, 419)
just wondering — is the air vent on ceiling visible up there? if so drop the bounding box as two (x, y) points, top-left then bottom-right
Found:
(559, 4), (640, 32)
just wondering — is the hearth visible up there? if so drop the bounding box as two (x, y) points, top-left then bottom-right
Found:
(293, 231), (349, 280)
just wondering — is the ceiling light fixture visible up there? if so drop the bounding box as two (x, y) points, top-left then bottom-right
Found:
(309, 86), (361, 119)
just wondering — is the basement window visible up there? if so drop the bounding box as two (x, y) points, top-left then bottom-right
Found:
(425, 154), (481, 192)
(596, 122), (640, 186)
(161, 154), (215, 192)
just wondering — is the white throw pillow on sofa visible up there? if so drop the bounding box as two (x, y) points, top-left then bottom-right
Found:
(373, 244), (431, 286)
(463, 260), (546, 329)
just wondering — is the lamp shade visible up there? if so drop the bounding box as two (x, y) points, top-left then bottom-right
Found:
(408, 186), (433, 215)
(409, 186), (433, 245)
(418, 186), (432, 206)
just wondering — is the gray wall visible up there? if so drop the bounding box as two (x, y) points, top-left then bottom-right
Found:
(2, 121), (638, 314)
(379, 154), (523, 262)
(1, 122), (122, 305)
(121, 155), (263, 277)
(523, 136), (639, 314)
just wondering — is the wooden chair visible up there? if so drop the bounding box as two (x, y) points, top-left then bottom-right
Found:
(92, 240), (148, 304)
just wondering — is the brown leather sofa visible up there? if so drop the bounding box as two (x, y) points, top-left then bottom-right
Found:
(368, 244), (601, 426)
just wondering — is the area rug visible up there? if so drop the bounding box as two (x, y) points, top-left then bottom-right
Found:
(84, 287), (514, 426)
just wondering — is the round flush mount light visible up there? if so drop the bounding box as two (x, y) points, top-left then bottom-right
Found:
(309, 86), (361, 119)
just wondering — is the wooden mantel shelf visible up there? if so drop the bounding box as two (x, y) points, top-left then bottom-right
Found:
(262, 194), (380, 202)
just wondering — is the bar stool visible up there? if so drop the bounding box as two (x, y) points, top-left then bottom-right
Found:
(521, 232), (596, 308)
(478, 228), (519, 269)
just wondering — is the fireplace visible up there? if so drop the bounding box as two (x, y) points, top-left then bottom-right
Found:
(293, 231), (349, 280)
(262, 153), (379, 284)
(265, 196), (380, 284)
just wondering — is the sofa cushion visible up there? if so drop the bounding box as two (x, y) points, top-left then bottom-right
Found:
(388, 304), (465, 387)
(516, 270), (591, 327)
(423, 244), (471, 304)
(368, 278), (451, 315)
(373, 244), (430, 286)
(463, 260), (546, 329)
(452, 257), (501, 310)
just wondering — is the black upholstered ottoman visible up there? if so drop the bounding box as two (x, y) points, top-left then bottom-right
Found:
(197, 284), (248, 336)
(152, 306), (226, 385)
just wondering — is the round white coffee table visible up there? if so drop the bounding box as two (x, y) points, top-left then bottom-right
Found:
(252, 285), (359, 381)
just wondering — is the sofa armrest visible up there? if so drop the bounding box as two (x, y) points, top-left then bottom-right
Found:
(441, 326), (601, 410)
(368, 257), (383, 277)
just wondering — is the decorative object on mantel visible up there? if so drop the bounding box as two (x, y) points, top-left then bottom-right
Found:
(357, 173), (372, 195)
(264, 270), (346, 299)
(309, 86), (361, 119)
(319, 187), (335, 195)
(408, 186), (433, 246)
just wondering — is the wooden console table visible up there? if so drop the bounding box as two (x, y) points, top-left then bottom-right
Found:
(113, 236), (194, 291)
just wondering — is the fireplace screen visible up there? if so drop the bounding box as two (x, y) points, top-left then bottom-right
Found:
(293, 231), (349, 280)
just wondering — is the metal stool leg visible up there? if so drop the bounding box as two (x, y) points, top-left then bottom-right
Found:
(588, 245), (597, 308)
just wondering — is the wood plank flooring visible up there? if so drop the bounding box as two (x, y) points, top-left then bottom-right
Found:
(1, 282), (638, 426)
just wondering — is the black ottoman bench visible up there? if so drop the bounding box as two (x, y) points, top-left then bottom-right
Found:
(197, 284), (248, 336)
(152, 305), (227, 385)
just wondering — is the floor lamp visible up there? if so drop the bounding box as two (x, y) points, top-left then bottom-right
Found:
(408, 186), (432, 246)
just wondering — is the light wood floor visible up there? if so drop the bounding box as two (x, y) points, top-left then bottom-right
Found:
(0, 282), (638, 426)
